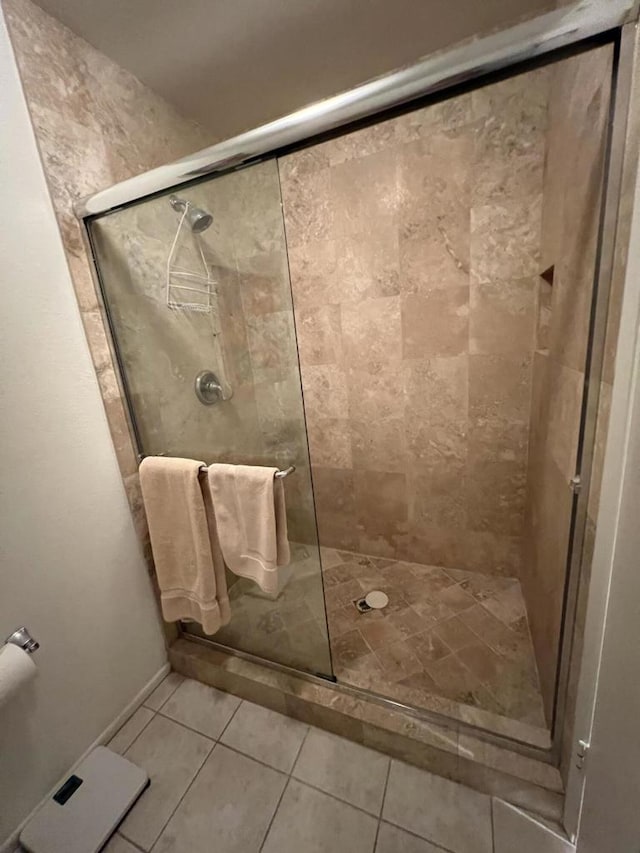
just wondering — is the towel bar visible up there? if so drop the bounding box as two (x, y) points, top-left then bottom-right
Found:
(137, 455), (295, 480)
(199, 464), (295, 480)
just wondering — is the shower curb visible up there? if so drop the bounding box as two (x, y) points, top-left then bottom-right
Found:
(169, 637), (564, 821)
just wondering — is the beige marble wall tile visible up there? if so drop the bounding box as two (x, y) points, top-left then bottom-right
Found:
(398, 231), (469, 294)
(409, 461), (466, 530)
(395, 92), (473, 143)
(307, 418), (352, 469)
(246, 311), (297, 382)
(355, 471), (409, 557)
(286, 240), (339, 308)
(279, 166), (333, 248)
(331, 149), (399, 237)
(346, 362), (407, 422)
(471, 197), (543, 283)
(470, 277), (536, 355)
(300, 364), (348, 420)
(467, 459), (526, 536)
(469, 354), (532, 430)
(312, 467), (359, 551)
(295, 304), (343, 365)
(404, 356), (468, 468)
(545, 360), (584, 484)
(401, 287), (469, 359)
(351, 418), (406, 473)
(336, 225), (400, 302)
(342, 296), (403, 365)
(322, 118), (397, 165)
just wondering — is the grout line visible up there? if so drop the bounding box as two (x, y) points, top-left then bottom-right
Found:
(142, 737), (215, 853)
(286, 775), (386, 820)
(258, 776), (292, 853)
(143, 673), (183, 713)
(114, 833), (146, 852)
(117, 708), (157, 758)
(378, 817), (463, 853)
(214, 738), (295, 778)
(491, 796), (497, 853)
(289, 723), (311, 776)
(373, 758), (393, 851)
(155, 711), (218, 743)
(216, 696), (244, 741)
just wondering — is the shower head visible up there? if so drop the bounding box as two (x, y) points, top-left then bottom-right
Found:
(169, 194), (213, 233)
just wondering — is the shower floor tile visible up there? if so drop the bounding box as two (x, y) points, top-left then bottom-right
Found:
(322, 547), (546, 729)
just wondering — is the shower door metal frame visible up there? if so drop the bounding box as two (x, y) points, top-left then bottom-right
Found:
(77, 3), (638, 767)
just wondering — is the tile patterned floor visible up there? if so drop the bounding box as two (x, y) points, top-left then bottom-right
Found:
(101, 675), (500, 853)
(322, 547), (547, 728)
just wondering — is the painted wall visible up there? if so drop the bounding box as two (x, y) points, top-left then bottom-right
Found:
(0, 6), (167, 843)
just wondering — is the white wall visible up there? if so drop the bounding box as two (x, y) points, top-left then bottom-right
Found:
(0, 7), (167, 844)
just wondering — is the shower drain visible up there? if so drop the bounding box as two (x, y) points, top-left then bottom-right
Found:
(353, 590), (389, 613)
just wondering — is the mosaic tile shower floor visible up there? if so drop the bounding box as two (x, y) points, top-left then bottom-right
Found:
(322, 547), (546, 729)
(206, 544), (547, 732)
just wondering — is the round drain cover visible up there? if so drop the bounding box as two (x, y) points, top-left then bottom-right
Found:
(365, 590), (389, 610)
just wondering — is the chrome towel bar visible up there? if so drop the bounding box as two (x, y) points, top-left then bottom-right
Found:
(200, 464), (295, 480)
(138, 455), (295, 480)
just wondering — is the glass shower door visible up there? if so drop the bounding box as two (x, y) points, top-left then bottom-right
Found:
(89, 159), (333, 678)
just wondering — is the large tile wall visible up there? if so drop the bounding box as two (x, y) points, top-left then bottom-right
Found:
(279, 69), (550, 576)
(522, 45), (613, 721)
(3, 0), (212, 565)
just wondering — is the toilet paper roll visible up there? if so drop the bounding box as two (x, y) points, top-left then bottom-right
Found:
(0, 642), (36, 707)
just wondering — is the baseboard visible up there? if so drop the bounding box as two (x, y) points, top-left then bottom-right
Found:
(0, 662), (170, 853)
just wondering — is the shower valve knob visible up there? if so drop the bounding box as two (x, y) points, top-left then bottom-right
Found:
(194, 370), (223, 405)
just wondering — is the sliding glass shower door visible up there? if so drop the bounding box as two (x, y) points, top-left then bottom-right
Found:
(89, 160), (333, 678)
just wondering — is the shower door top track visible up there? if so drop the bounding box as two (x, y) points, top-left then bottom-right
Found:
(74, 1), (635, 220)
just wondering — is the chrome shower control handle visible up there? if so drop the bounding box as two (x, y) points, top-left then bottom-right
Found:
(195, 370), (223, 405)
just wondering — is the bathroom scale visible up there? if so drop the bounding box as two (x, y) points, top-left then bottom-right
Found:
(20, 746), (149, 853)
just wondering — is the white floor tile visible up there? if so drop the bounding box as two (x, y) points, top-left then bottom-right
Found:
(293, 727), (390, 814)
(107, 706), (154, 755)
(220, 700), (308, 772)
(153, 744), (287, 853)
(493, 798), (574, 853)
(119, 714), (212, 850)
(160, 677), (241, 739)
(262, 779), (378, 853)
(143, 672), (183, 711)
(382, 759), (492, 853)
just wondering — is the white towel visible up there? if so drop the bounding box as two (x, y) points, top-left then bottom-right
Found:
(206, 464), (290, 596)
(139, 457), (230, 634)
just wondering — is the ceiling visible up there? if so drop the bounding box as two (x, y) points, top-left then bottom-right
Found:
(35, 0), (572, 139)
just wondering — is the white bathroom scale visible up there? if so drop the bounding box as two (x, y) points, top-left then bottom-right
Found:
(20, 746), (149, 853)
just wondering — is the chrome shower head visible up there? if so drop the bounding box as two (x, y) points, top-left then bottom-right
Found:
(169, 194), (213, 233)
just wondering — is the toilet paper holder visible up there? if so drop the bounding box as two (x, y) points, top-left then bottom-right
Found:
(6, 626), (39, 654)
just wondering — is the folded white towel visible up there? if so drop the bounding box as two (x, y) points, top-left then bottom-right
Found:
(139, 456), (230, 634)
(206, 464), (291, 596)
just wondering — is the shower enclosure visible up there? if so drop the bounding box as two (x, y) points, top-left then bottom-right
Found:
(85, 37), (618, 751)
